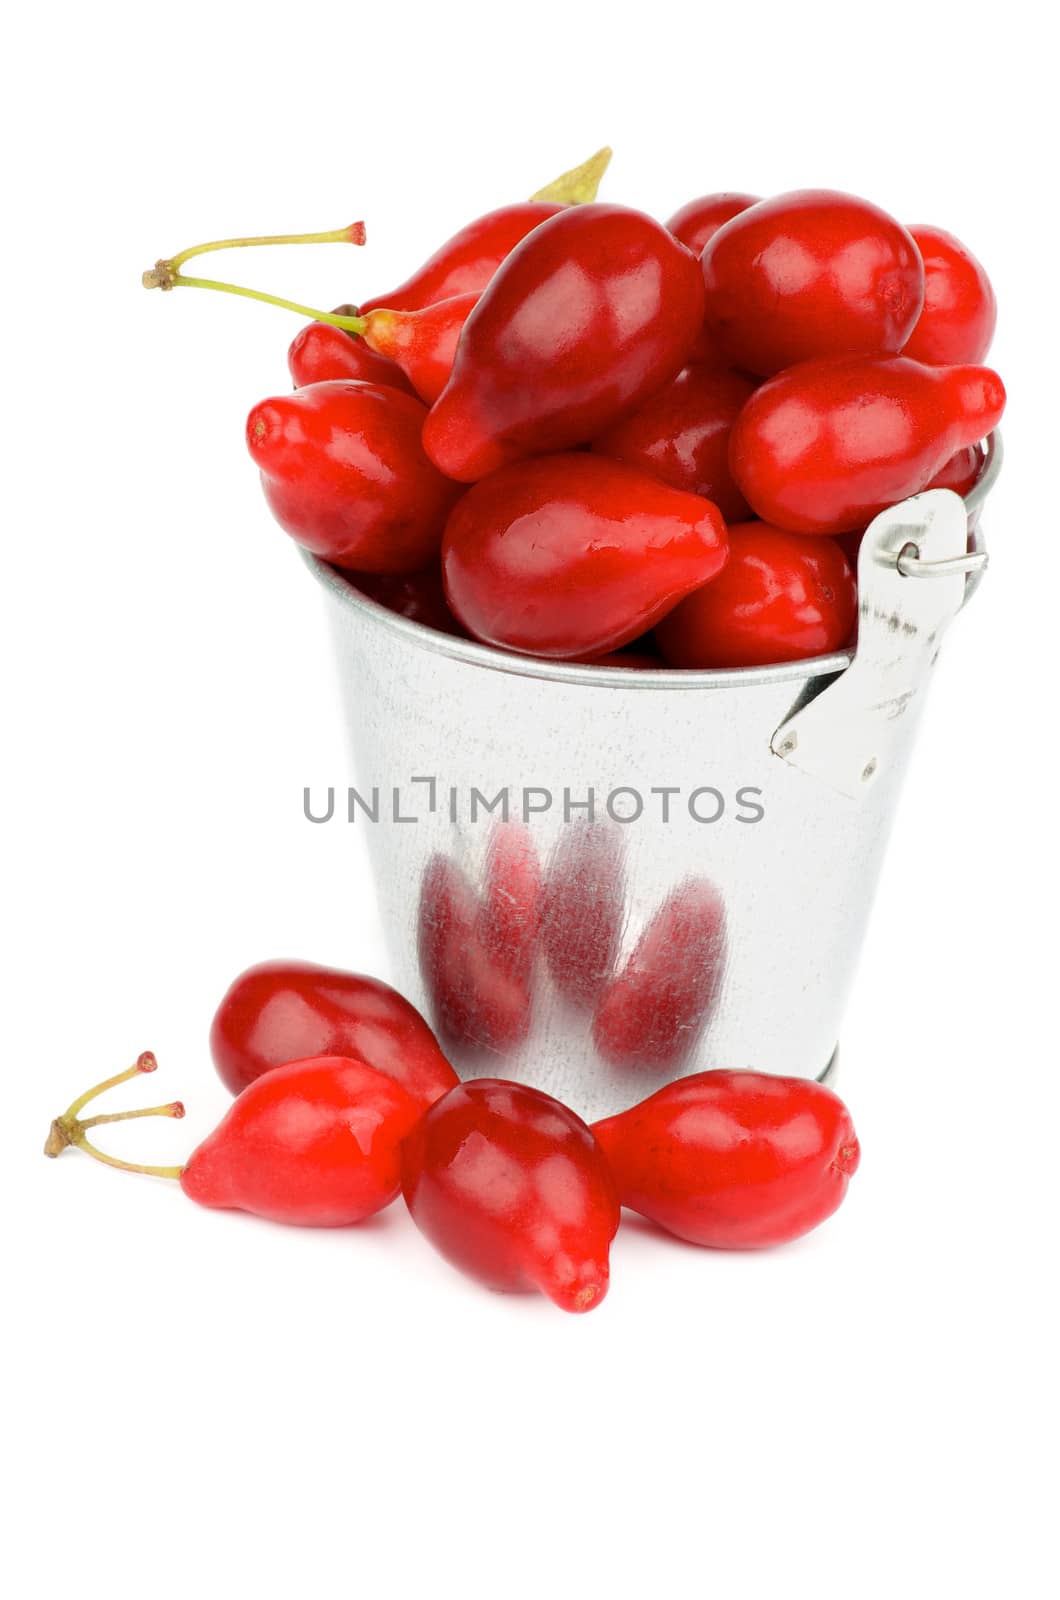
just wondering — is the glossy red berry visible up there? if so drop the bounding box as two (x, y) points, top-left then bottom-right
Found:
(358, 202), (564, 315)
(181, 1056), (423, 1226)
(359, 293), (477, 404)
(442, 453), (728, 658)
(593, 1070), (860, 1249)
(926, 441), (987, 497)
(666, 192), (763, 256)
(246, 379), (461, 573)
(423, 204), (706, 481)
(354, 566), (469, 637)
(287, 317), (416, 394)
(701, 189), (925, 376)
(401, 1078), (620, 1311)
(656, 523), (858, 668)
(209, 959), (459, 1107)
(728, 355), (1005, 534)
(902, 224), (997, 365)
(666, 194), (765, 363)
(591, 364), (756, 521)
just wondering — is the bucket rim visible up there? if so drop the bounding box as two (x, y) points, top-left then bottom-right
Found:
(302, 431), (1001, 692)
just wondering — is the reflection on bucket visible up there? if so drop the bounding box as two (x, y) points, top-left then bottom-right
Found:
(541, 819), (628, 1006)
(417, 829), (541, 1055)
(479, 821), (543, 985)
(593, 877), (727, 1070)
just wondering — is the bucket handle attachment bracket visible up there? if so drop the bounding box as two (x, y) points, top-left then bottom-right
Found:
(770, 486), (990, 801)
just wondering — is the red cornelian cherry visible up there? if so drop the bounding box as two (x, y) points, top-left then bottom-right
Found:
(700, 189), (925, 376)
(354, 566), (469, 637)
(422, 204), (707, 482)
(401, 1078), (620, 1312)
(591, 364), (756, 521)
(728, 355), (1006, 535)
(358, 147), (612, 313)
(246, 379), (461, 573)
(666, 192), (763, 256)
(592, 878), (727, 1068)
(441, 453), (729, 659)
(902, 223), (997, 365)
(358, 292), (478, 404)
(210, 959), (459, 1106)
(926, 440), (987, 497)
(592, 1070), (860, 1249)
(359, 204), (561, 314)
(180, 1057), (422, 1225)
(666, 194), (764, 363)
(46, 1051), (422, 1227)
(656, 523), (858, 668)
(288, 315), (417, 394)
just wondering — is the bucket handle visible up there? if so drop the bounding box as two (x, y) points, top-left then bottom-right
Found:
(895, 544), (988, 581)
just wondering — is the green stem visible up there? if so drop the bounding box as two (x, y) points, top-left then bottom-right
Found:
(144, 269), (368, 333)
(44, 1053), (186, 1179)
(79, 1102), (185, 1130)
(64, 1053), (157, 1119)
(68, 1133), (184, 1181)
(167, 221), (365, 271)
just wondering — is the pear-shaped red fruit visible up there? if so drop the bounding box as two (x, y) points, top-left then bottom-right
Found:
(593, 1070), (860, 1249)
(401, 1079), (620, 1312)
(246, 379), (461, 573)
(423, 204), (706, 482)
(287, 317), (417, 394)
(210, 959), (459, 1107)
(729, 356), (1005, 535)
(442, 453), (728, 658)
(181, 1056), (422, 1226)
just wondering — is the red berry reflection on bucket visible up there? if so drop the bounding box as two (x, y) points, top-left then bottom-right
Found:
(593, 878), (727, 1069)
(418, 855), (533, 1052)
(541, 820), (628, 1007)
(479, 821), (543, 985)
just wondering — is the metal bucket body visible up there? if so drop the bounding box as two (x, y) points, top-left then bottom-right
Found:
(307, 440), (998, 1123)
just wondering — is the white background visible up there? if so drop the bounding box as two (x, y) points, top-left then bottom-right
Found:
(5, 3), (1057, 1595)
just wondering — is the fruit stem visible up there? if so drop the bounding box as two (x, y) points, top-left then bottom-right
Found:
(44, 1052), (186, 1179)
(142, 268), (369, 332)
(142, 221), (365, 289)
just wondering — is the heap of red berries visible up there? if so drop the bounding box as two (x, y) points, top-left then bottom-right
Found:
(144, 148), (1003, 670)
(48, 960), (861, 1314)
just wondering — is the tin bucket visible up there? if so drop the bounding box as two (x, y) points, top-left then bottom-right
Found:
(304, 435), (1000, 1123)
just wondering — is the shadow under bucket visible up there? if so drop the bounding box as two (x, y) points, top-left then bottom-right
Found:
(304, 435), (1000, 1123)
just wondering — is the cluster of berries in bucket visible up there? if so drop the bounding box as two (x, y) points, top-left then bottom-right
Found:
(145, 148), (1004, 668)
(47, 961), (860, 1313)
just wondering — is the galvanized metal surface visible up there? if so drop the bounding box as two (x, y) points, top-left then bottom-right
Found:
(304, 435), (999, 1123)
